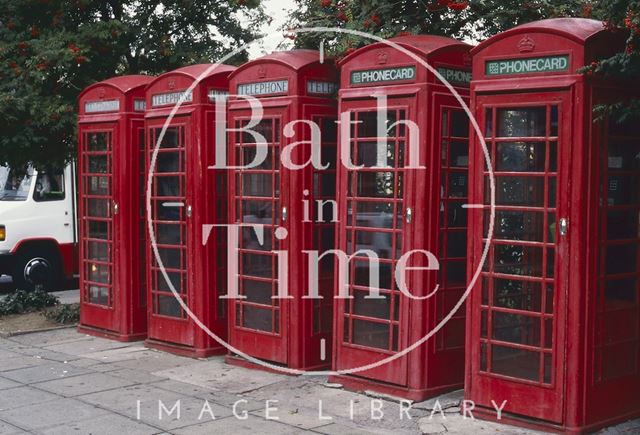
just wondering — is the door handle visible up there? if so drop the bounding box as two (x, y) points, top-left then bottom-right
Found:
(112, 201), (119, 215)
(186, 205), (192, 218)
(405, 207), (412, 224)
(559, 218), (568, 237)
(281, 206), (287, 222)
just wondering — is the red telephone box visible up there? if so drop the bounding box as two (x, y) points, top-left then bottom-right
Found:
(466, 18), (640, 433)
(144, 64), (234, 357)
(226, 50), (338, 370)
(330, 36), (472, 400)
(78, 75), (152, 341)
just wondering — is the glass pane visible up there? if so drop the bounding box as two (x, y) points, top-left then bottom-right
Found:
(448, 173), (467, 198)
(88, 263), (110, 284)
(355, 142), (397, 168)
(494, 244), (543, 276)
(353, 261), (393, 289)
(353, 202), (394, 228)
(242, 200), (274, 224)
(352, 319), (389, 350)
(87, 176), (109, 195)
(447, 202), (467, 227)
(605, 277), (637, 308)
(88, 220), (108, 240)
(243, 279), (272, 305)
(449, 141), (469, 167)
(607, 175), (640, 206)
(157, 128), (179, 149)
(241, 173), (272, 197)
(487, 210), (545, 242)
(157, 223), (182, 245)
(158, 248), (181, 269)
(451, 110), (469, 137)
(496, 142), (546, 172)
(446, 231), (466, 258)
(156, 176), (181, 197)
(88, 242), (109, 262)
(605, 243), (637, 275)
(157, 294), (182, 317)
(88, 155), (108, 174)
(606, 210), (638, 240)
(87, 133), (109, 151)
(157, 271), (183, 293)
(88, 285), (109, 305)
(354, 230), (394, 259)
(87, 199), (109, 217)
(497, 108), (546, 137)
(242, 253), (273, 278)
(242, 305), (273, 331)
(491, 345), (540, 381)
(355, 172), (400, 198)
(492, 312), (540, 346)
(608, 142), (640, 171)
(487, 176), (545, 207)
(493, 278), (542, 312)
(155, 152), (181, 173)
(352, 290), (391, 319)
(240, 145), (276, 170)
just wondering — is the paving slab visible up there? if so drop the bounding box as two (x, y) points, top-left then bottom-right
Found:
(81, 345), (149, 362)
(0, 376), (21, 390)
(0, 397), (108, 431)
(150, 379), (263, 410)
(0, 419), (27, 435)
(14, 347), (82, 362)
(171, 414), (305, 434)
(152, 357), (288, 394)
(107, 367), (166, 384)
(112, 351), (197, 372)
(0, 355), (48, 372)
(1, 360), (89, 384)
(39, 413), (160, 435)
(7, 328), (87, 347)
(42, 337), (133, 356)
(0, 386), (59, 410)
(311, 422), (399, 435)
(33, 372), (137, 397)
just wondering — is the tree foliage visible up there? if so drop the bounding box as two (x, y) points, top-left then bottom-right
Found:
(288, 1), (639, 121)
(0, 0), (265, 170)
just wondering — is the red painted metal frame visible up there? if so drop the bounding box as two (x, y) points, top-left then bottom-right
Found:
(78, 75), (152, 341)
(330, 35), (472, 401)
(143, 64), (235, 357)
(226, 50), (338, 370)
(465, 18), (640, 433)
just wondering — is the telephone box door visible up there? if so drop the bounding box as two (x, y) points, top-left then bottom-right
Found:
(469, 91), (571, 422)
(334, 96), (419, 386)
(147, 118), (194, 346)
(80, 125), (119, 331)
(229, 108), (289, 364)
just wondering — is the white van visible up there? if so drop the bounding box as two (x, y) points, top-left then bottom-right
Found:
(0, 164), (78, 290)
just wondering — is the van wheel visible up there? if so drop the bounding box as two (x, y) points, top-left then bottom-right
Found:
(12, 249), (61, 292)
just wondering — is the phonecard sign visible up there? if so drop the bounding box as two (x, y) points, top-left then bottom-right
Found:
(152, 90), (193, 107)
(237, 80), (289, 96)
(486, 55), (570, 76)
(85, 99), (120, 113)
(436, 67), (471, 85)
(350, 66), (416, 85)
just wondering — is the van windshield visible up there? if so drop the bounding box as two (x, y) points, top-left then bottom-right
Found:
(0, 166), (33, 201)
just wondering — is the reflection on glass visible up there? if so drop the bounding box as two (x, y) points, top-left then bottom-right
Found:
(493, 278), (542, 312)
(497, 108), (546, 137)
(89, 285), (109, 305)
(496, 142), (546, 172)
(157, 294), (182, 317)
(242, 306), (273, 331)
(492, 345), (540, 381)
(87, 133), (109, 151)
(352, 319), (389, 349)
(356, 172), (400, 198)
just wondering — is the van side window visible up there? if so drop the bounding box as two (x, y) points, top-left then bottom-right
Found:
(33, 169), (65, 202)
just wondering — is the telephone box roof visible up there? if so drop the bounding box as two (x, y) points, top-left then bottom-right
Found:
(229, 49), (327, 78)
(80, 75), (152, 98)
(339, 34), (471, 65)
(471, 18), (606, 54)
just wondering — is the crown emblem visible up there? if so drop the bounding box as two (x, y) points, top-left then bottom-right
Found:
(377, 51), (388, 65)
(518, 35), (535, 53)
(98, 88), (106, 99)
(257, 65), (267, 78)
(168, 79), (176, 89)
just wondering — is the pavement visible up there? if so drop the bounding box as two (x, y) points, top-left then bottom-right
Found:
(0, 329), (638, 434)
